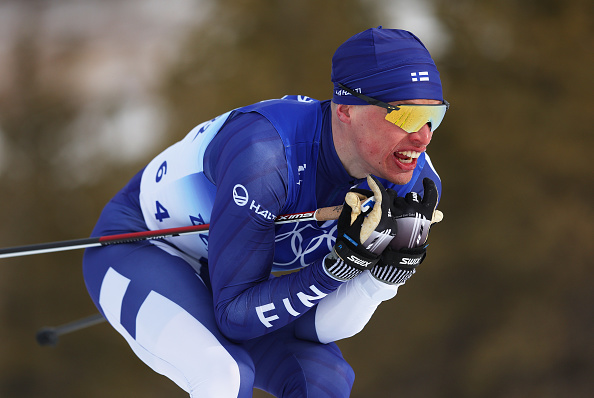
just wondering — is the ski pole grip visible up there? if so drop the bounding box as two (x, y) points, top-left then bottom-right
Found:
(314, 205), (343, 222)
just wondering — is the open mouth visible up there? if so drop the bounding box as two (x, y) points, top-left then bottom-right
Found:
(395, 150), (421, 164)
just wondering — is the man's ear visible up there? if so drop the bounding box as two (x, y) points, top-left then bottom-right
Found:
(335, 104), (353, 124)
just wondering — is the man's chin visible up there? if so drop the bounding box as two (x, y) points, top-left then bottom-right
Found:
(384, 171), (414, 186)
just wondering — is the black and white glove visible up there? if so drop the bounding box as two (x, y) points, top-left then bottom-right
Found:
(324, 175), (398, 281)
(370, 178), (443, 285)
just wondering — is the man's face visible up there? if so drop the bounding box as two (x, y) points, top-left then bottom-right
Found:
(341, 99), (441, 185)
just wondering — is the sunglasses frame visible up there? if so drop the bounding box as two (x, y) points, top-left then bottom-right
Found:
(336, 83), (449, 132)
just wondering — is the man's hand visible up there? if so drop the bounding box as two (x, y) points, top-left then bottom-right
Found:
(324, 175), (397, 281)
(370, 178), (442, 285)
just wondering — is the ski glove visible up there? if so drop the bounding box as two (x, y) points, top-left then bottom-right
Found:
(324, 175), (398, 281)
(371, 178), (443, 285)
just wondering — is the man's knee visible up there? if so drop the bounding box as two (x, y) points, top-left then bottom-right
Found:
(310, 355), (355, 397)
(285, 351), (354, 398)
(187, 352), (254, 397)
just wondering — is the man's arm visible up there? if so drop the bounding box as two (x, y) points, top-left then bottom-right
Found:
(204, 112), (343, 342)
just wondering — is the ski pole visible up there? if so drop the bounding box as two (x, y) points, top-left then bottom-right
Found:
(0, 204), (344, 259)
(29, 199), (377, 344)
(36, 313), (106, 347)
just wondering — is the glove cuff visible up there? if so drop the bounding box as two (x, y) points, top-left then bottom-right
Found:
(323, 250), (365, 281)
(371, 266), (416, 285)
(370, 246), (426, 285)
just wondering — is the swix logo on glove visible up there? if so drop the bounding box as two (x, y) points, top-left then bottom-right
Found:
(399, 257), (422, 266)
(346, 255), (372, 267)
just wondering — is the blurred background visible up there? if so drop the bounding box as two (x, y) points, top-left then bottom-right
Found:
(0, 0), (592, 397)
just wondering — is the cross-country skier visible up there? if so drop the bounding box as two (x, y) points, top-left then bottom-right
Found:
(83, 27), (449, 397)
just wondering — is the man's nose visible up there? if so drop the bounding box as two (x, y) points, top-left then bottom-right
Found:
(409, 123), (433, 146)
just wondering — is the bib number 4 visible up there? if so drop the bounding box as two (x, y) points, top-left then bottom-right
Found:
(155, 201), (170, 222)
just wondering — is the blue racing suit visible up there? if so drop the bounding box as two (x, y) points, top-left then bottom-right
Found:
(83, 95), (441, 397)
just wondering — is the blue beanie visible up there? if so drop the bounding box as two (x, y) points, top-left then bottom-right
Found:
(331, 27), (443, 104)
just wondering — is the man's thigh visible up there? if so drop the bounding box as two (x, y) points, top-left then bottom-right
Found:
(83, 241), (255, 397)
(243, 323), (355, 398)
